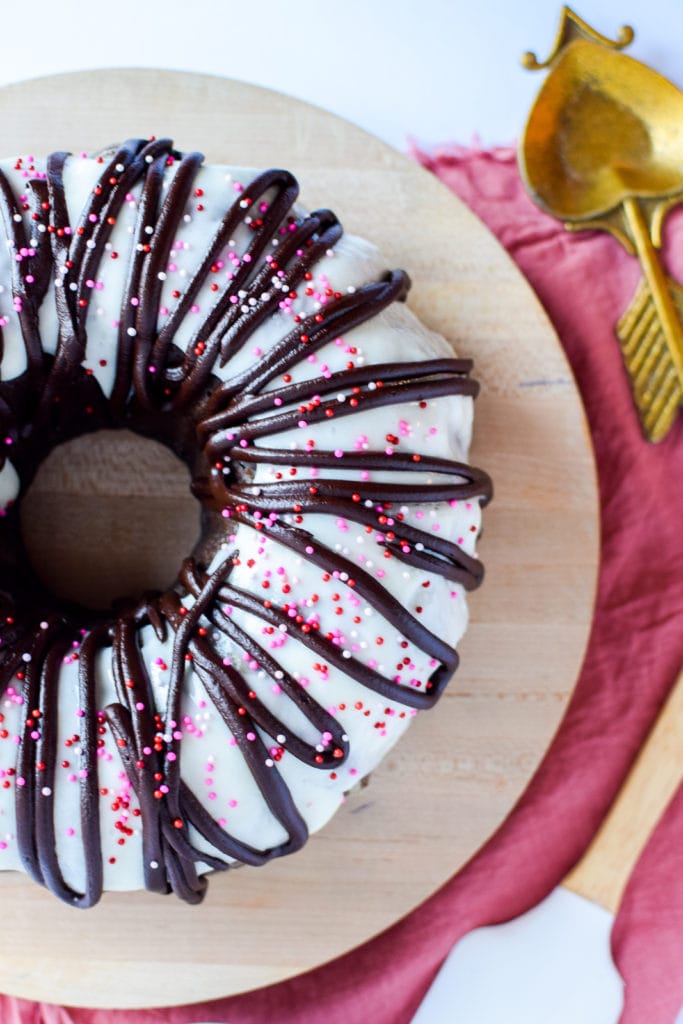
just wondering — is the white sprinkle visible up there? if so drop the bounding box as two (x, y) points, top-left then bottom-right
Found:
(21, 653), (31, 663)
(127, 327), (137, 337)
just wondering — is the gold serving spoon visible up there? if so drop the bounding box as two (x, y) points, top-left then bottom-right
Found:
(519, 7), (683, 442)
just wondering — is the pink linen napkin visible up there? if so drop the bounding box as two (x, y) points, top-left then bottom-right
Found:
(3, 144), (683, 1024)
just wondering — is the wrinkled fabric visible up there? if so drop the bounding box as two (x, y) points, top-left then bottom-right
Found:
(3, 145), (682, 1024)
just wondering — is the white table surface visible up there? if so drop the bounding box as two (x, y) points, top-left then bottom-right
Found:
(6, 2), (682, 1021)
(3, 0), (683, 152)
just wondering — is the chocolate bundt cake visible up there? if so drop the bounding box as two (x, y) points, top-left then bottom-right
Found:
(0, 138), (491, 906)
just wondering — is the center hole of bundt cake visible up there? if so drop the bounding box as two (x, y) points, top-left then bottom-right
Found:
(20, 430), (201, 612)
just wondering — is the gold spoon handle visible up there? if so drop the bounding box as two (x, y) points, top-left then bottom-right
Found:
(622, 196), (683, 380)
(563, 669), (683, 914)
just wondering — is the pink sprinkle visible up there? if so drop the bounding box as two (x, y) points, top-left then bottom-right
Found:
(66, 828), (75, 837)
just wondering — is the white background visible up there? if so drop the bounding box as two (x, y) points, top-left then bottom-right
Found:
(3, 0), (683, 152)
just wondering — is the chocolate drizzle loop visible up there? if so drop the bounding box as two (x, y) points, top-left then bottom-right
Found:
(0, 140), (492, 906)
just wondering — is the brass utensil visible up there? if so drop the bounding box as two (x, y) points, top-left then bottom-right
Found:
(520, 7), (683, 442)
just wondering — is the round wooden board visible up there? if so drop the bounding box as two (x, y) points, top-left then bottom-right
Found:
(0, 70), (599, 1009)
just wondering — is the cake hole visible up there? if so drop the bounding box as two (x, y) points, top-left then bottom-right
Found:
(20, 429), (201, 611)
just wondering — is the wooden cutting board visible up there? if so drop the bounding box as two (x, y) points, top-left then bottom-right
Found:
(0, 69), (599, 1009)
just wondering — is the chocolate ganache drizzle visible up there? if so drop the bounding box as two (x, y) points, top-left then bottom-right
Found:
(0, 137), (492, 906)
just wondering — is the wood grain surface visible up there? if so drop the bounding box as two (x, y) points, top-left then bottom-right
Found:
(564, 669), (683, 914)
(0, 69), (599, 1009)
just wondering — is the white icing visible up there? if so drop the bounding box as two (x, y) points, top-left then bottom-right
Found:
(0, 149), (485, 899)
(0, 458), (19, 510)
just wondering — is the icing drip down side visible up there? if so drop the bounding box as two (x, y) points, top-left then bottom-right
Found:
(0, 138), (492, 906)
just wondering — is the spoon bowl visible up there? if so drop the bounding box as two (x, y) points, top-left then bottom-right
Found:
(521, 35), (683, 223)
